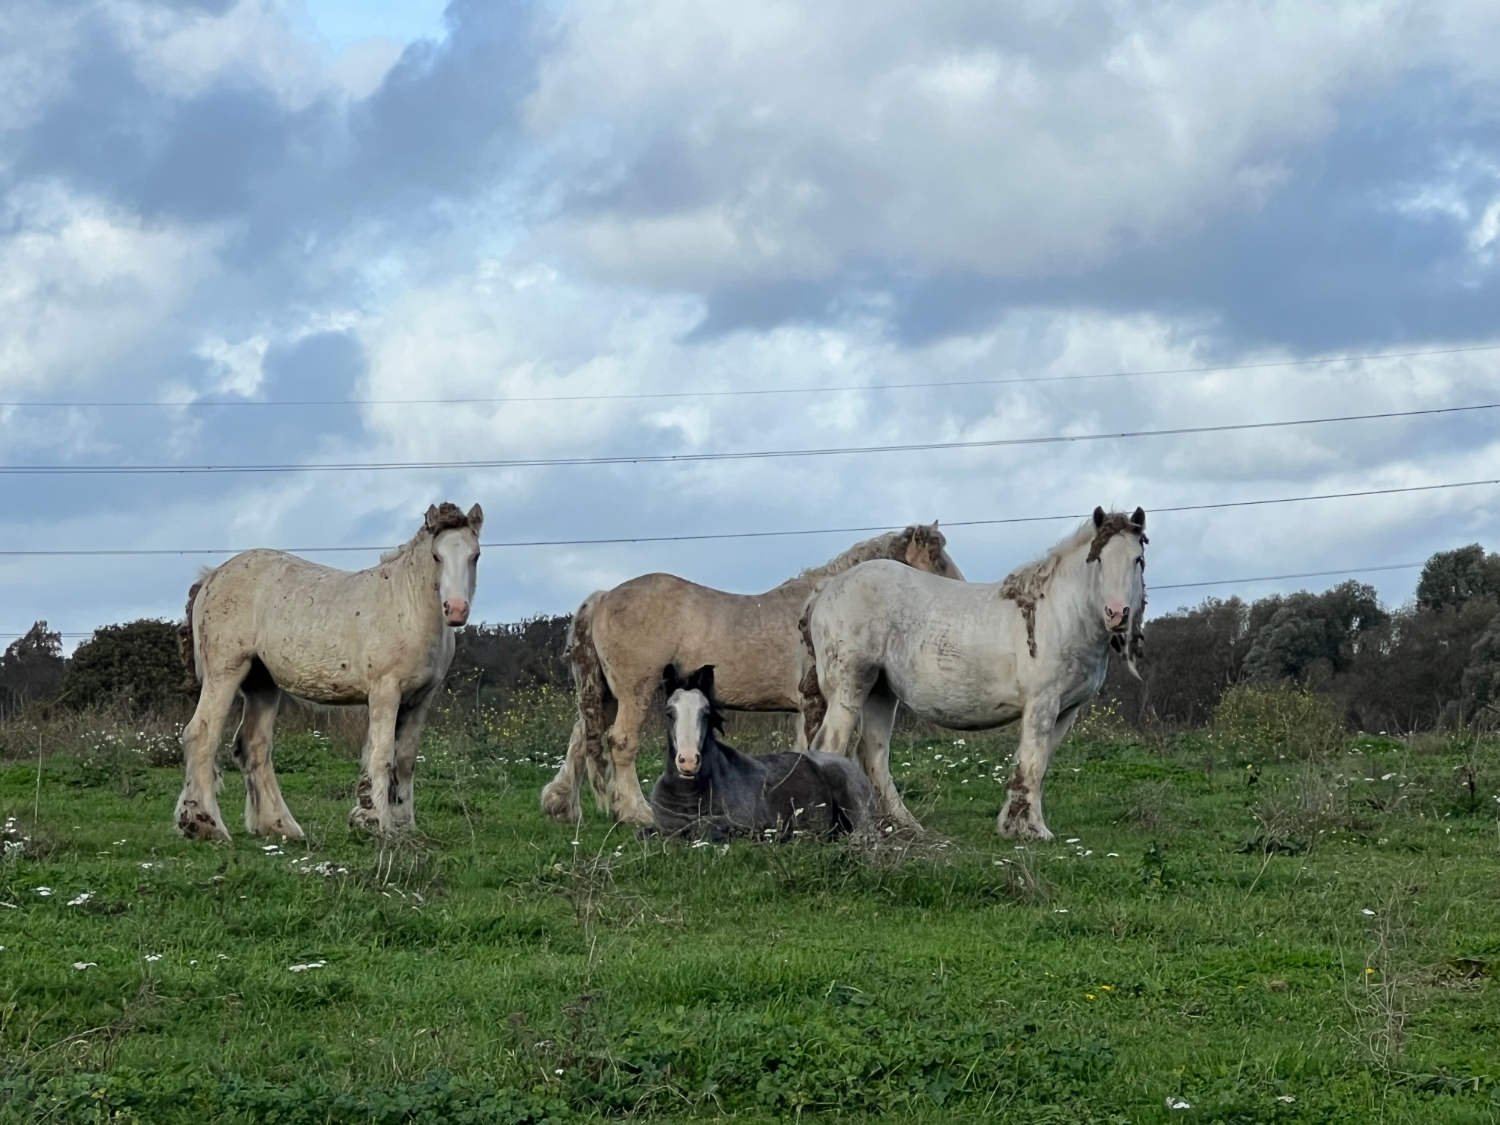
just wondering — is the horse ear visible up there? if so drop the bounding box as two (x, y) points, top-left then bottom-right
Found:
(1130, 506), (1146, 530)
(1092, 506), (1106, 529)
(688, 664), (716, 697)
(467, 503), (484, 534)
(662, 665), (682, 693)
(424, 504), (441, 533)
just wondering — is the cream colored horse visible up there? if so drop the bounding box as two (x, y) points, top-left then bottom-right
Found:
(540, 524), (963, 826)
(800, 508), (1147, 840)
(174, 502), (483, 842)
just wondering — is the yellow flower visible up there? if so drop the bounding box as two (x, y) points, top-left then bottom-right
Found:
(1364, 967), (1376, 976)
(1099, 984), (1115, 992)
(1084, 993), (1096, 1001)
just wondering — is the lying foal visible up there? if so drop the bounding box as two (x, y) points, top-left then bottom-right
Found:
(650, 665), (875, 841)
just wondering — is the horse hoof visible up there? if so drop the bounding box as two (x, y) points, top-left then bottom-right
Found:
(615, 807), (655, 829)
(996, 818), (1053, 842)
(348, 806), (382, 832)
(539, 782), (581, 822)
(177, 805), (231, 843)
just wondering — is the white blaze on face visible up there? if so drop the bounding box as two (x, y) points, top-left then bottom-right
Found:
(1098, 533), (1146, 633)
(668, 687), (710, 777)
(433, 529), (480, 626)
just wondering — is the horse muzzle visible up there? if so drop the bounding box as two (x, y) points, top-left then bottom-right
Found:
(443, 598), (470, 627)
(1104, 601), (1130, 634)
(675, 756), (700, 778)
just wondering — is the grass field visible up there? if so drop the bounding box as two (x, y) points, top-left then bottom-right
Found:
(2, 699), (1499, 1124)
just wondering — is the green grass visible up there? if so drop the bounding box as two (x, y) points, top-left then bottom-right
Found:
(2, 721), (1499, 1124)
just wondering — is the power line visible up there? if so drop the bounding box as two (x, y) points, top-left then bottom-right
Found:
(1154, 562), (1423, 591)
(0, 560), (1434, 640)
(2, 402), (1495, 476)
(0, 477), (1494, 558)
(2, 342), (1496, 410)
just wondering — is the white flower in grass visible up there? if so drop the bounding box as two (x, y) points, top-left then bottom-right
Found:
(1361, 908), (1377, 916)
(139, 862), (156, 870)
(66, 892), (93, 907)
(1165, 1096), (1192, 1110)
(35, 886), (53, 897)
(72, 961), (97, 971)
(1276, 1094), (1297, 1104)
(144, 953), (162, 963)
(287, 959), (327, 973)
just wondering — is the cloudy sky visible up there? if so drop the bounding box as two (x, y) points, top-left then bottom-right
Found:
(2, 0), (1499, 647)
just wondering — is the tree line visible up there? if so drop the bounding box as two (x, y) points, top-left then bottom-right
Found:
(4, 543), (1497, 733)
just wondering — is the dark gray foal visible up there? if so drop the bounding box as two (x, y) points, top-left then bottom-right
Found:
(649, 665), (875, 841)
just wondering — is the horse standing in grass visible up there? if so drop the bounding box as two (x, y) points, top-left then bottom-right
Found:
(540, 523), (963, 827)
(650, 665), (875, 840)
(799, 507), (1148, 840)
(175, 502), (484, 842)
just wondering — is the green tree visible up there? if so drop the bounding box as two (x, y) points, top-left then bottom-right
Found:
(1416, 544), (1500, 613)
(1242, 581), (1387, 685)
(63, 619), (187, 716)
(0, 620), (66, 713)
(1461, 610), (1500, 724)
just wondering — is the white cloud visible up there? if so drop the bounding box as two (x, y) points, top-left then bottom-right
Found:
(195, 334), (269, 397)
(525, 0), (1425, 287)
(0, 182), (225, 394)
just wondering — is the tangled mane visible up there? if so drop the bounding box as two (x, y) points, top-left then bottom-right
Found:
(380, 502), (477, 564)
(999, 513), (1142, 657)
(789, 524), (939, 584)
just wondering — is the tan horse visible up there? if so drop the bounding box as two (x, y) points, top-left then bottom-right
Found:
(174, 502), (483, 842)
(540, 524), (963, 826)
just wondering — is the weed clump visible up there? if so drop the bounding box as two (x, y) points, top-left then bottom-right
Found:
(1212, 683), (1344, 761)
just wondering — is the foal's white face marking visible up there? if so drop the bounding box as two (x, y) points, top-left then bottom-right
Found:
(1095, 530), (1146, 636)
(667, 687), (711, 778)
(432, 528), (481, 626)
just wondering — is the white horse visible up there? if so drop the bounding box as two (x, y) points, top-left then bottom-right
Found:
(799, 507), (1147, 839)
(174, 502), (484, 842)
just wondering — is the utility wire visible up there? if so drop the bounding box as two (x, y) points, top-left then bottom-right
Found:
(0, 561), (1432, 639)
(0, 477), (1494, 558)
(1, 342), (1495, 409)
(1, 402), (1495, 476)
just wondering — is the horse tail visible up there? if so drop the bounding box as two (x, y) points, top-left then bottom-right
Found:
(797, 588), (828, 746)
(566, 591), (614, 812)
(179, 571), (210, 694)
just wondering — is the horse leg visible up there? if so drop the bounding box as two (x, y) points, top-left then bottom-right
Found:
(236, 674), (302, 839)
(998, 695), (1077, 841)
(604, 690), (654, 827)
(174, 666), (246, 842)
(350, 681), (403, 834)
(856, 686), (918, 832)
(389, 687), (437, 832)
(539, 717), (586, 822)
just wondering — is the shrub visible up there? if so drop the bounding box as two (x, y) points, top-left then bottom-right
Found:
(1211, 682), (1344, 761)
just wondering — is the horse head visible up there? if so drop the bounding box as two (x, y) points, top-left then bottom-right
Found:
(662, 664), (724, 780)
(423, 502), (484, 626)
(901, 521), (965, 580)
(1084, 506), (1148, 668)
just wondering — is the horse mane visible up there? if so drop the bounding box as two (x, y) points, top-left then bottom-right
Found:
(998, 514), (1138, 657)
(379, 502), (476, 564)
(790, 527), (915, 584)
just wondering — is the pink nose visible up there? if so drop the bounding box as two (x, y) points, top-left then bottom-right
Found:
(677, 753), (699, 775)
(1104, 600), (1128, 630)
(444, 598), (470, 625)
